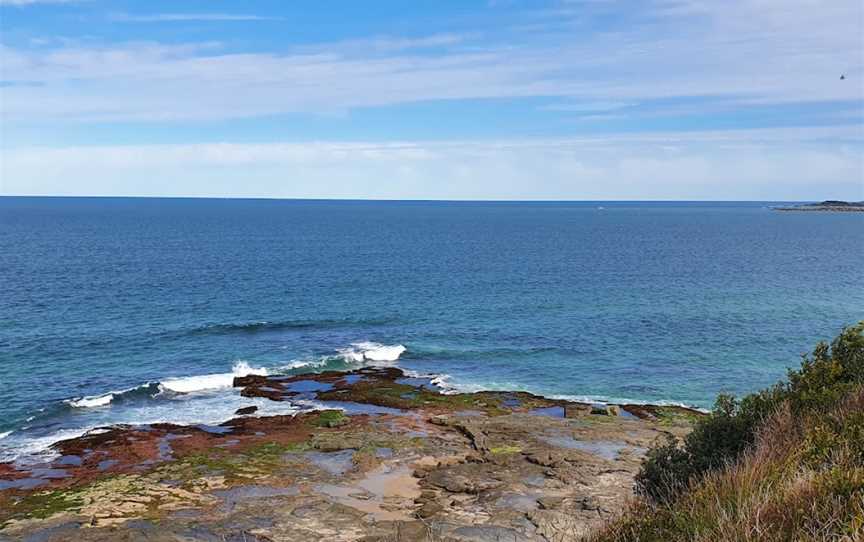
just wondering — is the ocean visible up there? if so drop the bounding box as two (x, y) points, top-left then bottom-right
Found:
(1, 197), (862, 461)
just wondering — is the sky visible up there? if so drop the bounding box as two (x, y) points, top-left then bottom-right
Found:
(0, 0), (862, 200)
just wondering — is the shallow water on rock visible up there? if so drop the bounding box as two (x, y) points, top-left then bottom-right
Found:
(540, 435), (626, 460)
(56, 455), (82, 467)
(529, 406), (565, 418)
(357, 463), (421, 502)
(315, 462), (421, 521)
(0, 478), (46, 490)
(287, 380), (334, 394)
(501, 396), (523, 408)
(97, 459), (119, 471)
(305, 450), (355, 476)
(375, 447), (393, 459)
(322, 401), (406, 416)
(493, 492), (540, 512)
(213, 485), (299, 512)
(157, 434), (189, 460)
(29, 468), (70, 479)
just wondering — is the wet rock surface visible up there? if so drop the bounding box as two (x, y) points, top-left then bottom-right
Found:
(0, 367), (701, 541)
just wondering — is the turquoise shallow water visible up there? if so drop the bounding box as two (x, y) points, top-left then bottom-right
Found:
(1, 198), (862, 460)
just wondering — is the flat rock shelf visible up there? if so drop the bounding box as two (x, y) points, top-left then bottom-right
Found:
(0, 367), (703, 542)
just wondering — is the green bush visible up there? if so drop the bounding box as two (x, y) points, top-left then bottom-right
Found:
(636, 322), (864, 504)
(633, 434), (694, 503)
(593, 386), (864, 542)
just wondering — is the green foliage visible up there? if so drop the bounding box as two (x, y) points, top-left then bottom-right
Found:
(634, 434), (694, 503)
(801, 405), (864, 469)
(785, 325), (864, 412)
(593, 385), (864, 541)
(653, 406), (703, 426)
(636, 322), (864, 504)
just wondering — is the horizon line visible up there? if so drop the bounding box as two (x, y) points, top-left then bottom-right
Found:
(0, 195), (827, 204)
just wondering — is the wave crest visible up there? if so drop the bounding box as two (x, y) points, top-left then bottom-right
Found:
(281, 342), (407, 372)
(159, 361), (269, 393)
(66, 382), (159, 409)
(338, 342), (406, 363)
(65, 343), (405, 410)
(68, 394), (114, 408)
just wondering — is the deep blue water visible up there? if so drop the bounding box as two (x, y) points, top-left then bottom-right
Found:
(1, 197), (862, 460)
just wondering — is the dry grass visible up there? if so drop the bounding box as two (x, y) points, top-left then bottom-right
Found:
(588, 387), (864, 542)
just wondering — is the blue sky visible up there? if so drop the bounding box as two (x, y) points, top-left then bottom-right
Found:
(0, 0), (862, 199)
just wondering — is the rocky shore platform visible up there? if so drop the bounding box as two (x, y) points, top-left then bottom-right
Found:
(0, 367), (703, 541)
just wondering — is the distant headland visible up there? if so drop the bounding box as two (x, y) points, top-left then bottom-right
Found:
(773, 200), (864, 212)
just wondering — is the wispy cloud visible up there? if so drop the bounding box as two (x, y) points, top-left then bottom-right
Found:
(539, 101), (637, 113)
(0, 0), (79, 5)
(296, 33), (469, 54)
(1, 0), (860, 123)
(110, 13), (283, 23)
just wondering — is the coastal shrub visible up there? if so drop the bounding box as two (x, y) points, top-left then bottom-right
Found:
(633, 434), (694, 504)
(635, 322), (864, 504)
(591, 384), (864, 542)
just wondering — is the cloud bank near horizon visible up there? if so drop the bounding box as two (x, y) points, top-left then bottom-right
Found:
(4, 128), (861, 200)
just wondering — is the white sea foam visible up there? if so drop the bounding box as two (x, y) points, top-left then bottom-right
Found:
(68, 393), (115, 408)
(339, 342), (406, 364)
(1, 389), (302, 463)
(429, 374), (455, 391)
(1, 427), (95, 464)
(4, 347), (415, 462)
(426, 374), (500, 395)
(160, 360), (268, 393)
(0, 431), (12, 440)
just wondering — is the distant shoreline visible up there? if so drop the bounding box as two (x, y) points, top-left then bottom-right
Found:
(773, 200), (864, 212)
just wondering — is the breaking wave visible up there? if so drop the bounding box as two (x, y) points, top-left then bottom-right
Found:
(159, 361), (269, 393)
(66, 382), (159, 409)
(68, 394), (114, 408)
(64, 342), (406, 412)
(6, 342), (407, 461)
(278, 342), (407, 372)
(338, 342), (406, 363)
(65, 361), (270, 409)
